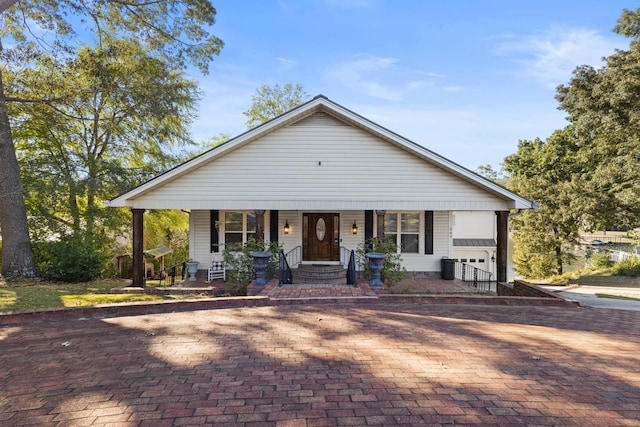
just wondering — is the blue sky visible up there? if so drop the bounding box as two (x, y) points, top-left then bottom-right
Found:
(190, 1), (637, 171)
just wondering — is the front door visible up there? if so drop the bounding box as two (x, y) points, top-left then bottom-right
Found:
(303, 213), (340, 262)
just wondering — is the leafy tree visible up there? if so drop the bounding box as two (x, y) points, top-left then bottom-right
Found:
(243, 83), (310, 128)
(10, 38), (200, 239)
(476, 164), (499, 181)
(199, 132), (231, 153)
(142, 210), (190, 269)
(556, 7), (640, 231)
(502, 129), (584, 277)
(0, 0), (223, 278)
(504, 8), (640, 278)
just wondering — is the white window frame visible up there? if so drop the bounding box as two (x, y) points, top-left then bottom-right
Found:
(223, 211), (256, 251)
(384, 212), (420, 254)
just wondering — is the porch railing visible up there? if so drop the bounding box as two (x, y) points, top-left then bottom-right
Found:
(346, 250), (357, 286)
(454, 261), (494, 292)
(160, 261), (187, 286)
(278, 249), (293, 285)
(284, 246), (302, 269)
(340, 246), (353, 267)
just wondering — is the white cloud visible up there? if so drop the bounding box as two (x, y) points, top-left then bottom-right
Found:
(326, 54), (447, 101)
(327, 54), (403, 100)
(277, 57), (298, 67)
(276, 56), (299, 73)
(494, 26), (625, 88)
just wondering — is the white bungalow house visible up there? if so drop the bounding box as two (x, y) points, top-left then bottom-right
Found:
(108, 95), (535, 287)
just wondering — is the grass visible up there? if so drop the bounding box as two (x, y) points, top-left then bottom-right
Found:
(596, 293), (640, 301)
(0, 279), (166, 313)
(532, 268), (640, 287)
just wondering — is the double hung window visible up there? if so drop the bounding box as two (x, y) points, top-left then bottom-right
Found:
(384, 212), (419, 253)
(224, 211), (256, 251)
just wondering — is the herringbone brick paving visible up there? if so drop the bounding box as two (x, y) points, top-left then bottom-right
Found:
(1, 303), (639, 426)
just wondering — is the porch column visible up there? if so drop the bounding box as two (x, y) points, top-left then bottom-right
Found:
(132, 208), (145, 288)
(255, 209), (265, 241)
(376, 210), (386, 239)
(496, 211), (509, 283)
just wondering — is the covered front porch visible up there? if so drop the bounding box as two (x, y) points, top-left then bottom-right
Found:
(127, 208), (509, 289)
(132, 268), (495, 300)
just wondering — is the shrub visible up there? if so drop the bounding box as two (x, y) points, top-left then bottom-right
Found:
(612, 257), (640, 277)
(35, 233), (110, 282)
(222, 238), (282, 295)
(589, 250), (614, 269)
(356, 237), (407, 287)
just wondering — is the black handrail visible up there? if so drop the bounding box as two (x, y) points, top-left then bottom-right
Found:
(284, 246), (302, 269)
(339, 246), (352, 267)
(454, 261), (493, 292)
(160, 261), (187, 286)
(346, 250), (357, 286)
(279, 249), (293, 285)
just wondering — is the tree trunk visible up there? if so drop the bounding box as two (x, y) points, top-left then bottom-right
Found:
(555, 245), (563, 275)
(0, 67), (39, 278)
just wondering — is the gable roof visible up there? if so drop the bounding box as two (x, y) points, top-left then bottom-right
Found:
(108, 95), (535, 210)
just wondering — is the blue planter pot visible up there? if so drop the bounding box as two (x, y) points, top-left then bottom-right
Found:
(185, 261), (199, 282)
(251, 251), (272, 287)
(366, 252), (387, 287)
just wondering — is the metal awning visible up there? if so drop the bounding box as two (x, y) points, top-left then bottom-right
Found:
(453, 239), (497, 247)
(143, 246), (173, 258)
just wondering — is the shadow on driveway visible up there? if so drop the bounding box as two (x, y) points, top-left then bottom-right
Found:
(1, 303), (639, 426)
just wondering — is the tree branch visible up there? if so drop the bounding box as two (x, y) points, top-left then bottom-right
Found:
(0, 0), (19, 14)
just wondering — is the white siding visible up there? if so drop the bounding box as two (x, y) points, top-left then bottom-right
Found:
(278, 210), (301, 254)
(452, 211), (496, 239)
(190, 209), (454, 273)
(131, 113), (511, 211)
(399, 210), (450, 272)
(340, 211), (365, 254)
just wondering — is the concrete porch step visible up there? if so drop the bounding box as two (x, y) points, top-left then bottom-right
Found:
(293, 264), (347, 284)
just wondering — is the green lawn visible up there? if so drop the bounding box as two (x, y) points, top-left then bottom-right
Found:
(0, 279), (166, 313)
(596, 293), (640, 301)
(532, 268), (640, 287)
(570, 271), (640, 287)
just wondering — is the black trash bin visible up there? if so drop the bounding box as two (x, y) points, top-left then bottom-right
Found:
(441, 258), (455, 280)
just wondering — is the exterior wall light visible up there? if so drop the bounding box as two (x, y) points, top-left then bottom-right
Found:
(352, 221), (358, 235)
(284, 220), (290, 234)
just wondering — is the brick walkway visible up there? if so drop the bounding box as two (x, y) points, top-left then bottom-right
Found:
(261, 282), (378, 300)
(1, 303), (639, 426)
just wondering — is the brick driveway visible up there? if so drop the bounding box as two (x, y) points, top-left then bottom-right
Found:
(1, 303), (639, 426)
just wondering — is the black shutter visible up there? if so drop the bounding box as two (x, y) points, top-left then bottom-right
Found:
(270, 210), (279, 242)
(210, 210), (219, 253)
(425, 211), (434, 254)
(364, 210), (373, 251)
